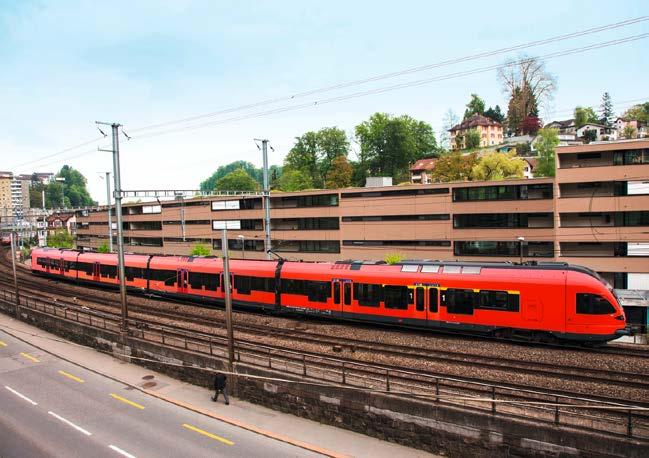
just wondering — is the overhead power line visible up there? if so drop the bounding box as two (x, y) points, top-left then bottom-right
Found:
(128, 16), (648, 134)
(131, 33), (649, 141)
(9, 136), (106, 171)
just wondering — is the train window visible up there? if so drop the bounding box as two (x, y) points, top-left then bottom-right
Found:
(250, 276), (274, 293)
(307, 281), (331, 303)
(354, 283), (382, 307)
(282, 279), (307, 296)
(63, 261), (77, 272)
(384, 285), (409, 310)
(576, 293), (616, 315)
(429, 288), (438, 312)
(100, 264), (117, 279)
(343, 283), (351, 305)
(478, 290), (509, 310)
(149, 269), (176, 286)
(333, 282), (340, 304)
(125, 266), (144, 281)
(415, 287), (425, 312)
(234, 275), (252, 294)
(37, 257), (48, 268)
(443, 289), (475, 315)
(77, 262), (94, 275)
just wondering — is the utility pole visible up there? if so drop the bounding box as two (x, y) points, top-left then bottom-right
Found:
(9, 232), (20, 317)
(97, 121), (128, 333)
(221, 229), (235, 370)
(105, 172), (113, 252)
(255, 138), (272, 260)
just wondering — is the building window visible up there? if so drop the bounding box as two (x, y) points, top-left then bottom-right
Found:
(341, 188), (448, 199)
(576, 152), (602, 160)
(163, 220), (210, 225)
(454, 241), (553, 257)
(211, 200), (240, 211)
(272, 217), (339, 230)
(453, 213), (553, 229)
(272, 194), (339, 208)
(142, 205), (161, 214)
(342, 214), (449, 222)
(343, 240), (451, 247)
(212, 220), (241, 230)
(613, 149), (649, 165)
(453, 184), (552, 202)
(272, 240), (340, 253)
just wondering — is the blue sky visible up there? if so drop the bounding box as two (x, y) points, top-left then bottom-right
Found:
(1, 0), (648, 203)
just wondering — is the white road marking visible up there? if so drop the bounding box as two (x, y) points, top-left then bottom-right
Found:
(109, 445), (137, 458)
(5, 385), (38, 405)
(47, 411), (92, 436)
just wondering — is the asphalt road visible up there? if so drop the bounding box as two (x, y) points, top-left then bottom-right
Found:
(0, 330), (322, 458)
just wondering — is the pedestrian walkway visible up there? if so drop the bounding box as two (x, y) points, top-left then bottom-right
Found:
(0, 313), (434, 457)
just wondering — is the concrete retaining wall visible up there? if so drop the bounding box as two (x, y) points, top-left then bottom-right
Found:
(10, 306), (649, 457)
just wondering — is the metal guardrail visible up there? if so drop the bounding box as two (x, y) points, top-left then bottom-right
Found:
(1, 289), (647, 440)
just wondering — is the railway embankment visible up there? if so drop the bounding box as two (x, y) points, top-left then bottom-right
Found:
(1, 292), (647, 457)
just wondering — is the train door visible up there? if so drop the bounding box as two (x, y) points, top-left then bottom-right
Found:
(332, 280), (343, 314)
(93, 262), (101, 280)
(427, 288), (440, 321)
(58, 258), (64, 275)
(177, 269), (189, 294)
(412, 286), (426, 323)
(342, 281), (352, 312)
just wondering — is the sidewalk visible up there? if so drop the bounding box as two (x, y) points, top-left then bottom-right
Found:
(0, 313), (433, 458)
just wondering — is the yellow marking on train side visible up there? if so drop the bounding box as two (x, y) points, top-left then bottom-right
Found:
(58, 370), (84, 383)
(182, 423), (234, 446)
(110, 393), (145, 410)
(0, 340), (7, 347)
(20, 352), (39, 363)
(507, 290), (520, 295)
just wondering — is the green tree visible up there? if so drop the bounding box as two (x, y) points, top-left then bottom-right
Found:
(215, 168), (260, 192)
(574, 106), (599, 128)
(458, 129), (481, 150)
(463, 94), (486, 120)
(44, 166), (95, 208)
(581, 128), (597, 143)
(355, 113), (437, 182)
(284, 127), (349, 188)
(428, 151), (478, 182)
(97, 242), (110, 253)
(471, 152), (525, 181)
(325, 155), (353, 189)
(600, 92), (614, 127)
(621, 102), (649, 123)
(47, 230), (74, 248)
(191, 243), (211, 256)
(484, 105), (505, 123)
(622, 125), (637, 139)
(534, 127), (560, 177)
(277, 169), (313, 192)
(200, 161), (261, 191)
(384, 253), (404, 265)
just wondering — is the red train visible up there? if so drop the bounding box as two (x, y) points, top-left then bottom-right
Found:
(31, 247), (629, 343)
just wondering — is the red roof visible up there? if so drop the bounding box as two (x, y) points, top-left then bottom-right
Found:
(410, 158), (438, 171)
(449, 114), (502, 131)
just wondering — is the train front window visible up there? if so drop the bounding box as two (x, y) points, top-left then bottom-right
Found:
(576, 293), (616, 315)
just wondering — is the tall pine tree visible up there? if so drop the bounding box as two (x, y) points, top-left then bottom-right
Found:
(600, 92), (614, 127)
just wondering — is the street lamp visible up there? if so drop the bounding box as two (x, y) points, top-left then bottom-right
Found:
(237, 235), (245, 260)
(517, 236), (525, 265)
(55, 177), (66, 208)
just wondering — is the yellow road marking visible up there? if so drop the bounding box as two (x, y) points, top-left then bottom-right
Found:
(182, 423), (234, 446)
(20, 352), (39, 363)
(110, 393), (145, 410)
(0, 340), (6, 347)
(58, 370), (85, 383)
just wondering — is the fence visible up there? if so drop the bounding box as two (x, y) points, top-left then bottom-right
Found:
(1, 288), (647, 440)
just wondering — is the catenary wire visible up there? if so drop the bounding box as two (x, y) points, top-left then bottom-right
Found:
(129, 17), (649, 134)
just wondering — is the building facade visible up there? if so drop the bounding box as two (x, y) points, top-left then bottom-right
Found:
(449, 114), (503, 149)
(75, 139), (649, 290)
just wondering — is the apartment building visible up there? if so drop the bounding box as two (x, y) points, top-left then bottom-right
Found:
(75, 139), (649, 289)
(449, 114), (503, 149)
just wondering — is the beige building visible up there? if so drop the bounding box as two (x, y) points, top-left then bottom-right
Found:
(449, 114), (503, 149)
(0, 172), (14, 224)
(75, 139), (649, 291)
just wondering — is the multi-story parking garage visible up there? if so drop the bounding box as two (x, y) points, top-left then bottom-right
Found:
(75, 139), (649, 291)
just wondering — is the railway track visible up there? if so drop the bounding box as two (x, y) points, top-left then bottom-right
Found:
(1, 249), (648, 403)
